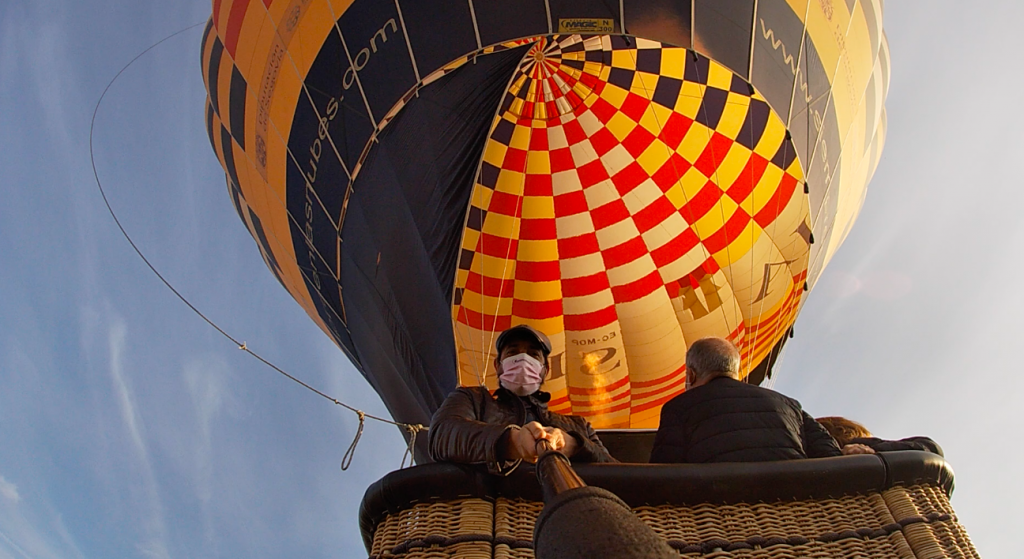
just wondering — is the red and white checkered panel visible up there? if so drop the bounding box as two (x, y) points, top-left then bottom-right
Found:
(452, 35), (810, 428)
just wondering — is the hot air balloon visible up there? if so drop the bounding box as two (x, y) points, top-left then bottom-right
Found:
(201, 0), (889, 443)
(199, 4), (989, 557)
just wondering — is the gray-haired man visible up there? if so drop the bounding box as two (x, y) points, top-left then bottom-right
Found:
(650, 337), (840, 463)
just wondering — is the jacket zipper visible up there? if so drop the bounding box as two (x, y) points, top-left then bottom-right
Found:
(514, 393), (526, 426)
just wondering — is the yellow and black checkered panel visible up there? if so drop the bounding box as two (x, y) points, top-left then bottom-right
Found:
(452, 36), (809, 428)
(199, 4), (339, 346)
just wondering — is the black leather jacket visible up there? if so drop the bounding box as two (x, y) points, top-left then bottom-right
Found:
(428, 386), (615, 474)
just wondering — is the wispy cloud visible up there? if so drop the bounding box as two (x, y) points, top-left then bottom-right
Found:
(185, 358), (229, 448)
(0, 8), (20, 94)
(12, 3), (76, 159)
(107, 318), (171, 559)
(110, 322), (148, 456)
(0, 476), (20, 504)
(182, 354), (233, 548)
(0, 497), (85, 559)
(0, 528), (33, 559)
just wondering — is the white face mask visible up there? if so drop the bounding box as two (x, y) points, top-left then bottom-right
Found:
(499, 353), (546, 396)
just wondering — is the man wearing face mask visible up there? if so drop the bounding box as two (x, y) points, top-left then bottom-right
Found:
(428, 325), (615, 474)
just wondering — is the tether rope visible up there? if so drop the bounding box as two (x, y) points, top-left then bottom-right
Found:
(88, 21), (426, 469)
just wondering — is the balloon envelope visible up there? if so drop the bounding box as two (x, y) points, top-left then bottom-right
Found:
(201, 0), (888, 430)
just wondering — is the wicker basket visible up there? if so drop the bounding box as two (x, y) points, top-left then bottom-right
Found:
(360, 452), (979, 558)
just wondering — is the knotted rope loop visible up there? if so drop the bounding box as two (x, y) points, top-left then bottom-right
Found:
(400, 424), (428, 469)
(340, 411), (366, 471)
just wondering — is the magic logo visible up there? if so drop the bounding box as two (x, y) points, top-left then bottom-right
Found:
(558, 18), (614, 33)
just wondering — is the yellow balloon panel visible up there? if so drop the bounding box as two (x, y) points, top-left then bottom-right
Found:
(451, 36), (809, 428)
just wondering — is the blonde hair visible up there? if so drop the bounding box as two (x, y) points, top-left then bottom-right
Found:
(816, 417), (872, 446)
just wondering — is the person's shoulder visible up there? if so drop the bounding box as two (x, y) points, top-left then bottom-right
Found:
(658, 386), (704, 416)
(447, 385), (493, 401)
(663, 386), (699, 405)
(766, 387), (806, 411)
(713, 378), (806, 408)
(730, 379), (799, 401)
(852, 436), (944, 456)
(712, 377), (748, 388)
(722, 377), (771, 390)
(703, 376), (765, 395)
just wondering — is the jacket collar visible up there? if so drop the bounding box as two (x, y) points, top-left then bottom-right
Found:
(495, 387), (551, 407)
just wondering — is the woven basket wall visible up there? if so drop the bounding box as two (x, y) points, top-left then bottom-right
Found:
(368, 485), (979, 559)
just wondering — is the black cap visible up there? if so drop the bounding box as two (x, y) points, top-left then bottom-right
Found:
(495, 324), (552, 356)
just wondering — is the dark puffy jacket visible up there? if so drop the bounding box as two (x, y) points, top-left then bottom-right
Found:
(650, 377), (841, 463)
(429, 386), (615, 474)
(852, 436), (943, 457)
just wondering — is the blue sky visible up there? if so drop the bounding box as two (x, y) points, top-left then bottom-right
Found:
(1, 1), (1021, 558)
